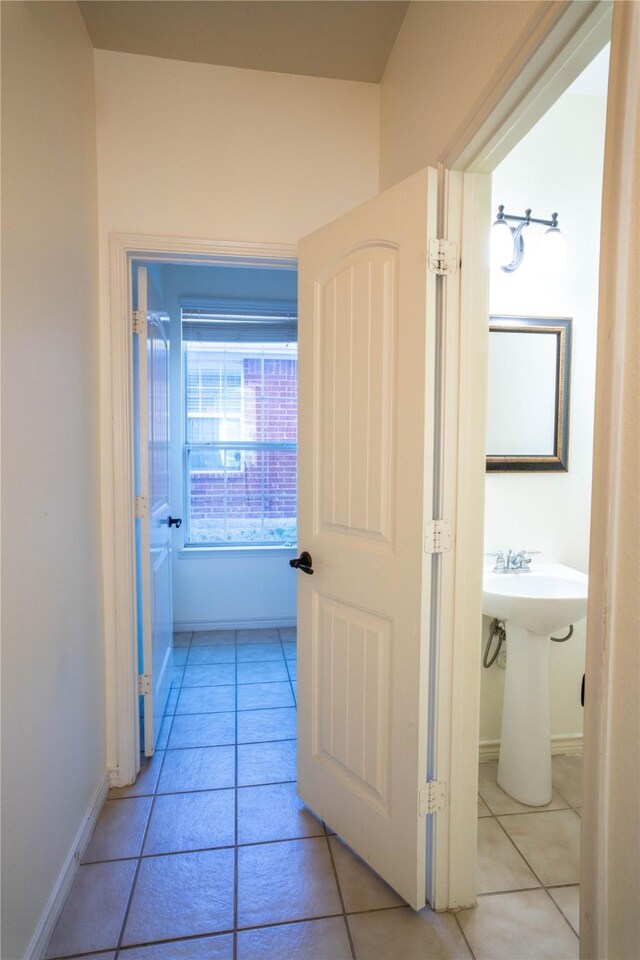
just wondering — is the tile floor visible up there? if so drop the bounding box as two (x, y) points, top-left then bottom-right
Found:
(45, 628), (582, 960)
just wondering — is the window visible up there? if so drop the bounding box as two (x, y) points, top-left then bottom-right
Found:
(182, 300), (297, 547)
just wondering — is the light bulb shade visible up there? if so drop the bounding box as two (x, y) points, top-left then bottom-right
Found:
(538, 226), (567, 273)
(491, 220), (515, 268)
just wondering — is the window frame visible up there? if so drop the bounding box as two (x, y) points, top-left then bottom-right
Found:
(181, 331), (298, 551)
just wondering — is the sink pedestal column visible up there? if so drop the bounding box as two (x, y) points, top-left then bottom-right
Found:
(497, 625), (552, 806)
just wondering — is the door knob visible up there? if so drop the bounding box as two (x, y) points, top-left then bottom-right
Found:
(167, 516), (182, 528)
(289, 551), (314, 575)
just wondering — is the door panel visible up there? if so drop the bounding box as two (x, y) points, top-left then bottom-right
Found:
(136, 265), (174, 756)
(297, 168), (438, 909)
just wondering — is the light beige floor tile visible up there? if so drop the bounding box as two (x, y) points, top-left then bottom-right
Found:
(167, 712), (235, 749)
(156, 715), (172, 751)
(122, 848), (234, 945)
(237, 680), (295, 710)
(237, 706), (297, 743)
(191, 630), (235, 646)
(236, 642), (285, 662)
(173, 632), (192, 647)
(83, 797), (152, 863)
(459, 888), (579, 959)
(120, 933), (232, 958)
(166, 687), (179, 714)
(108, 752), (163, 799)
(237, 627), (280, 643)
(478, 760), (569, 815)
(237, 837), (342, 926)
(237, 917), (351, 960)
(182, 664), (236, 687)
(63, 953), (115, 960)
(143, 789), (235, 855)
(45, 860), (136, 958)
(348, 905), (472, 959)
(237, 660), (289, 684)
(476, 818), (539, 894)
(287, 660), (298, 680)
(498, 809), (581, 886)
(282, 640), (297, 659)
(187, 645), (235, 665)
(176, 685), (235, 714)
(158, 745), (235, 793)
(238, 782), (324, 844)
(477, 795), (492, 817)
(173, 649), (188, 666)
(237, 739), (296, 786)
(278, 626), (297, 641)
(548, 885), (580, 934)
(328, 836), (405, 912)
(552, 755), (583, 807)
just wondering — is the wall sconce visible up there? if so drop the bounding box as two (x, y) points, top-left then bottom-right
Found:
(491, 205), (566, 273)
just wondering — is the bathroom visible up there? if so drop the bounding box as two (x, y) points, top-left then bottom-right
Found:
(474, 45), (610, 936)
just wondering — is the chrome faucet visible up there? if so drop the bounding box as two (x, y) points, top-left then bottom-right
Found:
(487, 549), (538, 573)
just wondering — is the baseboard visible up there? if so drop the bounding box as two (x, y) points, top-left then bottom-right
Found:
(24, 771), (109, 960)
(108, 764), (121, 787)
(479, 734), (583, 762)
(174, 616), (297, 632)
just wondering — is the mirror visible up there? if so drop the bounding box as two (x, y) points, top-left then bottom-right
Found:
(486, 315), (571, 472)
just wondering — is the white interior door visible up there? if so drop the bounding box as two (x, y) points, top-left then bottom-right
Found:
(135, 265), (174, 756)
(296, 168), (439, 909)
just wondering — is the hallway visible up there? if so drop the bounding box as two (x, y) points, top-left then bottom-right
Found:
(45, 628), (580, 960)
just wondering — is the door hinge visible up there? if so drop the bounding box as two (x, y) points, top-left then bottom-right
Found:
(428, 238), (458, 275)
(134, 495), (148, 519)
(424, 519), (452, 554)
(137, 673), (151, 696)
(132, 309), (145, 335)
(419, 780), (447, 816)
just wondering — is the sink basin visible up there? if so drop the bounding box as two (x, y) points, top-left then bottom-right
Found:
(483, 562), (588, 635)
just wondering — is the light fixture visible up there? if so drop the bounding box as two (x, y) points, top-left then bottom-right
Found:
(491, 205), (565, 273)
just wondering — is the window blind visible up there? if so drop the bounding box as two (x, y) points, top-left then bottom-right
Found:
(181, 297), (297, 344)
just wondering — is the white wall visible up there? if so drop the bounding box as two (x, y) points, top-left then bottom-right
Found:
(480, 89), (607, 745)
(379, 0), (544, 188)
(1, 4), (104, 958)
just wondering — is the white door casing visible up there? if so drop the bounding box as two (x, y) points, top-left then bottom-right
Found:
(135, 265), (174, 756)
(297, 168), (439, 909)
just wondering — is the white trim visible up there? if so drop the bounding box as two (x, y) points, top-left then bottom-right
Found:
(106, 234), (298, 790)
(174, 616), (297, 633)
(178, 546), (297, 560)
(442, 1), (612, 173)
(432, 0), (613, 914)
(479, 735), (583, 763)
(23, 773), (109, 960)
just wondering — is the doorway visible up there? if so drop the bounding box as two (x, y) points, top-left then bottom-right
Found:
(470, 45), (609, 956)
(132, 254), (300, 756)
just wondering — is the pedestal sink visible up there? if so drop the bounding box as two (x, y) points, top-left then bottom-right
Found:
(483, 562), (588, 806)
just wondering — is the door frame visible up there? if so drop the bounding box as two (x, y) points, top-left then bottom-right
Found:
(429, 0), (613, 911)
(105, 234), (297, 788)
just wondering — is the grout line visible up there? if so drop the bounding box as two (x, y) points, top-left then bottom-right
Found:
(324, 835), (357, 960)
(113, 688), (178, 959)
(490, 816), (548, 888)
(279, 626), (298, 708)
(453, 911), (477, 960)
(233, 628), (239, 960)
(543, 885), (580, 938)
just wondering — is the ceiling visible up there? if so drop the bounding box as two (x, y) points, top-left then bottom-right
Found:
(78, 1), (410, 83)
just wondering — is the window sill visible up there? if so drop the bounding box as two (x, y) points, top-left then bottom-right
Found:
(178, 545), (298, 560)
